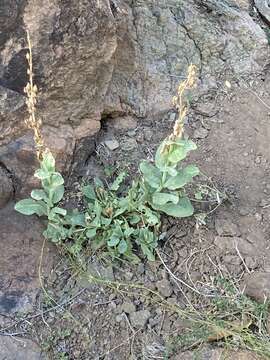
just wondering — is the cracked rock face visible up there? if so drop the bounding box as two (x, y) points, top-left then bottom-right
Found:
(0, 0), (268, 203)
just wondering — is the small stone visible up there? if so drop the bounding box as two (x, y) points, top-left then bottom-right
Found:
(129, 309), (151, 328)
(110, 116), (137, 130)
(104, 139), (119, 151)
(243, 272), (270, 303)
(255, 156), (261, 164)
(239, 207), (249, 216)
(122, 138), (137, 151)
(215, 218), (241, 237)
(127, 129), (136, 137)
(259, 199), (268, 207)
(137, 263), (145, 275)
(121, 301), (136, 314)
(124, 271), (134, 281)
(214, 236), (255, 255)
(193, 127), (208, 139)
(156, 279), (173, 298)
(245, 257), (258, 270)
(0, 337), (43, 360)
(115, 313), (125, 323)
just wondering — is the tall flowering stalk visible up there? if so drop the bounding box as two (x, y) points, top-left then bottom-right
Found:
(24, 30), (46, 161)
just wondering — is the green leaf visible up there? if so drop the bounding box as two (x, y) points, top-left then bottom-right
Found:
(140, 243), (155, 261)
(128, 213), (141, 224)
(83, 185), (96, 201)
(52, 185), (64, 204)
(164, 165), (200, 190)
(94, 177), (104, 188)
(141, 206), (160, 225)
(15, 198), (47, 216)
(50, 173), (64, 188)
(31, 189), (47, 201)
(41, 151), (55, 172)
(139, 160), (161, 189)
(118, 239), (128, 254)
(167, 139), (197, 164)
(152, 192), (179, 206)
(159, 197), (194, 217)
(110, 172), (126, 191)
(69, 211), (86, 226)
(51, 207), (67, 216)
(86, 229), (97, 239)
(107, 236), (120, 247)
(34, 169), (50, 180)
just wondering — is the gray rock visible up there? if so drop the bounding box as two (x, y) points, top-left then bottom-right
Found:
(129, 309), (151, 328)
(214, 236), (255, 255)
(193, 127), (209, 139)
(215, 218), (241, 236)
(0, 337), (44, 360)
(0, 203), (54, 320)
(0, 0), (268, 196)
(121, 138), (137, 151)
(104, 139), (119, 151)
(0, 167), (13, 208)
(243, 272), (270, 303)
(121, 301), (136, 314)
(156, 279), (173, 298)
(87, 261), (114, 281)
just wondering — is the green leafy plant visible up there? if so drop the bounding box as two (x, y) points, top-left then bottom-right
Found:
(15, 44), (200, 262)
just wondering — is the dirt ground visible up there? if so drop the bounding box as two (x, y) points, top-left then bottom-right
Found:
(1, 75), (270, 359)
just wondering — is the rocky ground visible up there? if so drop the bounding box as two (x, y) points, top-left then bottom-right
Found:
(1, 77), (270, 359)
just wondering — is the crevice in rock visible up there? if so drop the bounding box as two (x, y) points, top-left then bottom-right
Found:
(0, 161), (16, 200)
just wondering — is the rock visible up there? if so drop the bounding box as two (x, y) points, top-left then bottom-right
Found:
(121, 138), (137, 151)
(214, 236), (256, 255)
(121, 301), (136, 314)
(0, 167), (13, 207)
(0, 203), (54, 320)
(87, 261), (114, 281)
(0, 0), (268, 196)
(0, 336), (44, 360)
(255, 0), (270, 25)
(129, 309), (151, 328)
(104, 139), (119, 151)
(156, 279), (173, 298)
(173, 346), (264, 359)
(215, 218), (241, 237)
(243, 272), (270, 303)
(193, 127), (209, 139)
(110, 116), (138, 130)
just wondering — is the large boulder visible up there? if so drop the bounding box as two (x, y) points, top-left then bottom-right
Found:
(0, 0), (268, 202)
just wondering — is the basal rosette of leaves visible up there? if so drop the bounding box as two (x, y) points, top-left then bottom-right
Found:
(15, 134), (199, 262)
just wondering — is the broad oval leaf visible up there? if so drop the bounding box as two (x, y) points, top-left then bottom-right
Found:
(152, 192), (179, 206)
(34, 169), (50, 180)
(139, 160), (161, 189)
(15, 199), (47, 216)
(108, 236), (120, 247)
(83, 185), (96, 201)
(52, 185), (65, 204)
(50, 173), (64, 188)
(164, 165), (200, 190)
(118, 239), (128, 254)
(167, 139), (197, 164)
(31, 189), (47, 201)
(159, 197), (194, 218)
(86, 228), (97, 239)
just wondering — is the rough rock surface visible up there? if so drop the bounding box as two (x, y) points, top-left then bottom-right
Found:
(0, 0), (269, 201)
(0, 336), (44, 360)
(0, 203), (54, 320)
(243, 271), (270, 303)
